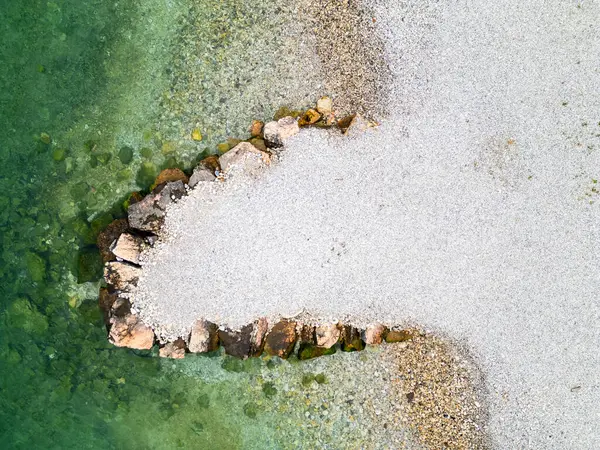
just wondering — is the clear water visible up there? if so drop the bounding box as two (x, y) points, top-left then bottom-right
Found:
(0, 1), (394, 448)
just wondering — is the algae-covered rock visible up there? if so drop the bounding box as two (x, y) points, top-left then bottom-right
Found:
(52, 148), (66, 161)
(25, 252), (46, 282)
(341, 326), (365, 352)
(118, 146), (134, 165)
(77, 247), (103, 283)
(153, 168), (189, 187)
(191, 128), (203, 141)
(385, 329), (415, 343)
(298, 108), (321, 127)
(6, 297), (49, 334)
(298, 343), (336, 360)
(136, 161), (158, 188)
(40, 132), (51, 145)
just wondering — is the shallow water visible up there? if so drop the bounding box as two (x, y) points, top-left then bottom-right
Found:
(0, 1), (412, 448)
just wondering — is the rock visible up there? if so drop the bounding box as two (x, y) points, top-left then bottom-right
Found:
(250, 317), (269, 357)
(249, 120), (264, 137)
(315, 323), (341, 348)
(109, 314), (154, 350)
(188, 319), (219, 353)
(104, 261), (141, 291)
(263, 116), (300, 148)
(248, 137), (268, 152)
(385, 329), (415, 343)
(338, 114), (372, 136)
(217, 142), (230, 153)
(298, 109), (321, 127)
(110, 297), (132, 318)
(218, 324), (254, 359)
(188, 165), (216, 188)
(364, 324), (388, 345)
(298, 343), (336, 360)
(191, 128), (203, 141)
(273, 106), (303, 121)
(97, 218), (129, 262)
(264, 320), (297, 359)
(299, 323), (315, 344)
(6, 297), (49, 335)
(154, 168), (189, 187)
(52, 148), (66, 161)
(98, 288), (118, 326)
(77, 247), (103, 283)
(218, 142), (271, 176)
(118, 146), (134, 165)
(110, 233), (146, 265)
(341, 326), (365, 352)
(40, 132), (51, 145)
(316, 96), (333, 114)
(25, 252), (46, 282)
(159, 339), (186, 359)
(127, 181), (186, 232)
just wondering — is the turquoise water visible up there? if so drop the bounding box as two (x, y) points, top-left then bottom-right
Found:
(0, 2), (389, 448)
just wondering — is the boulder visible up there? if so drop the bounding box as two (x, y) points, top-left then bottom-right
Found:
(316, 96), (333, 115)
(263, 116), (300, 148)
(104, 261), (141, 291)
(110, 233), (146, 265)
(249, 120), (264, 137)
(218, 142), (271, 176)
(97, 218), (129, 262)
(159, 339), (186, 359)
(341, 326), (365, 352)
(154, 168), (189, 187)
(188, 319), (219, 353)
(364, 324), (388, 345)
(250, 317), (269, 357)
(218, 324), (254, 359)
(109, 314), (154, 350)
(385, 329), (415, 343)
(315, 323), (341, 348)
(127, 181), (186, 232)
(264, 320), (297, 359)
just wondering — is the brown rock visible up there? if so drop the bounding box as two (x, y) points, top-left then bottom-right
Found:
(97, 218), (129, 263)
(251, 317), (269, 357)
(109, 314), (154, 350)
(110, 233), (146, 265)
(199, 155), (221, 174)
(127, 181), (186, 232)
(98, 288), (118, 326)
(110, 297), (132, 318)
(218, 142), (271, 176)
(364, 324), (388, 345)
(298, 109), (321, 127)
(249, 120), (264, 137)
(153, 168), (189, 187)
(103, 261), (141, 291)
(218, 324), (254, 359)
(341, 325), (365, 352)
(338, 114), (373, 136)
(159, 339), (186, 359)
(263, 116), (300, 148)
(299, 323), (315, 344)
(385, 329), (415, 343)
(188, 319), (219, 353)
(315, 323), (341, 348)
(264, 320), (297, 359)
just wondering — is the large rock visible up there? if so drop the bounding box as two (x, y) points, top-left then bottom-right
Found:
(127, 181), (186, 232)
(218, 324), (254, 359)
(159, 339), (186, 359)
(315, 323), (341, 348)
(154, 168), (189, 187)
(97, 218), (129, 263)
(264, 320), (297, 359)
(104, 261), (141, 291)
(263, 116), (300, 148)
(188, 319), (219, 353)
(218, 142), (271, 177)
(364, 324), (388, 345)
(109, 314), (154, 350)
(110, 233), (146, 265)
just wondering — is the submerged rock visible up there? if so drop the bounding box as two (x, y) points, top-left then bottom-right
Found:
(188, 319), (219, 353)
(109, 314), (154, 350)
(98, 288), (118, 326)
(154, 168), (189, 187)
(264, 320), (297, 359)
(97, 218), (129, 262)
(110, 233), (146, 265)
(219, 142), (271, 176)
(385, 329), (415, 343)
(127, 181), (186, 232)
(104, 261), (141, 291)
(159, 339), (186, 359)
(315, 323), (341, 348)
(298, 343), (336, 360)
(263, 116), (300, 148)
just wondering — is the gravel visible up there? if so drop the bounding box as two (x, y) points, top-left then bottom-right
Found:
(132, 0), (600, 448)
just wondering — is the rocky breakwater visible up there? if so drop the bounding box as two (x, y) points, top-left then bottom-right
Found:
(98, 97), (394, 359)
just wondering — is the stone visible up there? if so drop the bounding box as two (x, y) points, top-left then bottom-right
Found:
(385, 329), (415, 343)
(118, 146), (134, 165)
(188, 165), (216, 188)
(103, 261), (141, 291)
(77, 247), (103, 283)
(299, 323), (315, 344)
(218, 142), (271, 176)
(315, 323), (341, 348)
(110, 233), (146, 265)
(341, 326), (365, 352)
(263, 116), (300, 148)
(218, 324), (254, 359)
(199, 155), (220, 173)
(248, 137), (268, 152)
(364, 324), (388, 345)
(52, 148), (66, 161)
(217, 142), (230, 153)
(250, 317), (269, 357)
(159, 339), (186, 359)
(191, 128), (203, 141)
(249, 120), (264, 137)
(298, 108), (321, 127)
(110, 297), (132, 318)
(109, 314), (154, 350)
(264, 320), (297, 359)
(40, 132), (51, 144)
(97, 218), (129, 262)
(338, 114), (372, 136)
(127, 181), (186, 232)
(153, 168), (189, 187)
(98, 288), (118, 326)
(316, 96), (333, 114)
(298, 343), (336, 360)
(188, 319), (219, 353)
